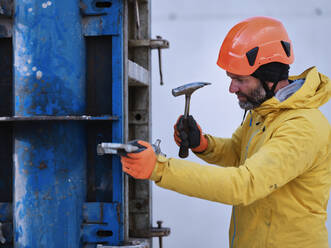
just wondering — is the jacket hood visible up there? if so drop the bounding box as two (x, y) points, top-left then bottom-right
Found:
(254, 67), (331, 116)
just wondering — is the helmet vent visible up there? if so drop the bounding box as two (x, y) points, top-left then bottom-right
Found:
(246, 47), (259, 66)
(281, 41), (291, 57)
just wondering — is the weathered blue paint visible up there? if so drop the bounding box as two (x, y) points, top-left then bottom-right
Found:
(13, 1), (86, 247)
(83, 0), (124, 244)
(14, 1), (85, 116)
(81, 0), (121, 36)
(111, 33), (124, 242)
(14, 123), (86, 248)
(11, 0), (125, 246)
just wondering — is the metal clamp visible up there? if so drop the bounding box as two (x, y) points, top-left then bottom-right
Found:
(128, 37), (169, 85)
(128, 39), (169, 50)
(143, 222), (170, 239)
(97, 139), (166, 157)
(133, 221), (170, 248)
(97, 142), (140, 155)
(96, 239), (149, 248)
(154, 221), (169, 248)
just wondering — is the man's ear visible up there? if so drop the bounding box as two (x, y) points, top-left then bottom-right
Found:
(266, 81), (274, 89)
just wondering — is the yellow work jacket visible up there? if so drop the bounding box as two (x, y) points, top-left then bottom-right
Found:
(151, 67), (331, 248)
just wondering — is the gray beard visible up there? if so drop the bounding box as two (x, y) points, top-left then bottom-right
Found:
(238, 84), (266, 110)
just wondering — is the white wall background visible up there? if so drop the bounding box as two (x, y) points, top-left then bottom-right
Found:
(151, 1), (331, 247)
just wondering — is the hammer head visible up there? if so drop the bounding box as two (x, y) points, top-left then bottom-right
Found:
(172, 82), (211, 97)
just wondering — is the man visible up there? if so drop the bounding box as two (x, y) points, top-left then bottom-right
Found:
(121, 16), (331, 247)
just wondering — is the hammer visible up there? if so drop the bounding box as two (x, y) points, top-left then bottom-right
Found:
(172, 82), (211, 158)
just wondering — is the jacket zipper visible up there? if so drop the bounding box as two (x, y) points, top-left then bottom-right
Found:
(231, 206), (237, 248)
(231, 115), (261, 248)
(244, 129), (260, 160)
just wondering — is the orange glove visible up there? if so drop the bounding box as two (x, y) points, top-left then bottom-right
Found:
(121, 140), (156, 179)
(174, 115), (208, 153)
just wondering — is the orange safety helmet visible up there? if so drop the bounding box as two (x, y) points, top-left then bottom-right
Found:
(217, 16), (294, 75)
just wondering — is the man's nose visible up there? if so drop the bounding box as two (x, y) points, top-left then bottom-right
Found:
(229, 80), (239, 93)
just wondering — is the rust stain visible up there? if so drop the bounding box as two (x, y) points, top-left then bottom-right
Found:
(38, 161), (47, 170)
(42, 192), (52, 200)
(116, 203), (121, 225)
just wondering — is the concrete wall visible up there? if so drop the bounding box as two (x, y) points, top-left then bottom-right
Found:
(151, 1), (331, 247)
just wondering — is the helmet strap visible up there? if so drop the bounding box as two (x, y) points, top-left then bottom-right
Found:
(261, 80), (279, 100)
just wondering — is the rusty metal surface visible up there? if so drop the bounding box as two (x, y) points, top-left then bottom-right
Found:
(148, 227), (170, 238)
(132, 227), (170, 239)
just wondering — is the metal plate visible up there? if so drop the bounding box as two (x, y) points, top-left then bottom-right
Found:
(82, 0), (122, 36)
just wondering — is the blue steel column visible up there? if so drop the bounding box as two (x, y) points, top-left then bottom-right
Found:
(13, 1), (85, 248)
(111, 34), (124, 241)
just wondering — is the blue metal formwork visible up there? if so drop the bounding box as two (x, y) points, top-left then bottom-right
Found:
(0, 0), (125, 247)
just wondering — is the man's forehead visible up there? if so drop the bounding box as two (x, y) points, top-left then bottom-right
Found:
(226, 71), (251, 79)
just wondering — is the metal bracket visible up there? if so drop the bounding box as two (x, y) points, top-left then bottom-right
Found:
(154, 221), (170, 248)
(133, 221), (170, 238)
(81, 0), (121, 36)
(80, 0), (112, 16)
(82, 202), (121, 245)
(128, 39), (169, 50)
(129, 37), (169, 85)
(132, 221), (170, 248)
(149, 226), (170, 239)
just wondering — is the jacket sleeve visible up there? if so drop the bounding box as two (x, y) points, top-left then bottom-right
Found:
(150, 116), (328, 206)
(194, 124), (243, 167)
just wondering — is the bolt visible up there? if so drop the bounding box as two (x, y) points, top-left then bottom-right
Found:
(156, 36), (164, 85)
(157, 220), (163, 248)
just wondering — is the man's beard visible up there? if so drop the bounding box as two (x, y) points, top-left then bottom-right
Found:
(237, 83), (266, 110)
